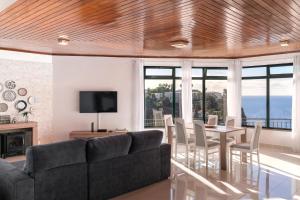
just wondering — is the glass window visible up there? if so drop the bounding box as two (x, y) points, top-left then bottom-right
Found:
(205, 80), (227, 124)
(145, 68), (172, 76)
(242, 79), (267, 127)
(144, 80), (173, 128)
(192, 80), (203, 120)
(206, 68), (227, 77)
(175, 68), (182, 77)
(270, 66), (293, 75)
(175, 80), (182, 117)
(192, 68), (203, 77)
(242, 67), (266, 77)
(270, 78), (292, 129)
(241, 63), (292, 130)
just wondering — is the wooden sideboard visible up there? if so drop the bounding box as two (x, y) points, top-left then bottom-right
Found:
(0, 121), (38, 145)
(69, 130), (127, 140)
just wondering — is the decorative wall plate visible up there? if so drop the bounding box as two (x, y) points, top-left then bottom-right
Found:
(0, 83), (3, 93)
(15, 100), (27, 112)
(0, 103), (8, 112)
(28, 96), (36, 105)
(18, 88), (27, 96)
(2, 90), (16, 102)
(5, 80), (16, 89)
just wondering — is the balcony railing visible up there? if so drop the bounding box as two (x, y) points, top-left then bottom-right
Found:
(242, 118), (291, 129)
(145, 117), (292, 129)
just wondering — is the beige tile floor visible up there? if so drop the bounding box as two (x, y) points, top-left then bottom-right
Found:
(113, 146), (300, 200)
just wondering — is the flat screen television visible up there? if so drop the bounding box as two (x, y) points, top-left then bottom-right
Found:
(80, 91), (117, 113)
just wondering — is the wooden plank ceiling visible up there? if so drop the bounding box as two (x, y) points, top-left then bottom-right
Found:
(0, 0), (300, 58)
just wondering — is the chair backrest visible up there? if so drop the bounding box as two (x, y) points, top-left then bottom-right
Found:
(164, 114), (174, 134)
(193, 120), (207, 148)
(225, 116), (235, 128)
(207, 115), (218, 126)
(153, 109), (164, 127)
(250, 121), (262, 150)
(175, 118), (187, 144)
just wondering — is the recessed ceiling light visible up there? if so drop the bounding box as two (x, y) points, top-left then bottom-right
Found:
(57, 35), (70, 46)
(170, 39), (189, 48)
(280, 40), (289, 47)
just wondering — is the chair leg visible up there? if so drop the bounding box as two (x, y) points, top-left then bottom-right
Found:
(175, 143), (177, 160)
(205, 149), (208, 169)
(230, 148), (232, 171)
(250, 153), (253, 168)
(240, 152), (242, 164)
(193, 147), (197, 169)
(186, 145), (189, 166)
(257, 150), (260, 165)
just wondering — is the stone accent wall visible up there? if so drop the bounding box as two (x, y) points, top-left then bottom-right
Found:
(0, 59), (53, 144)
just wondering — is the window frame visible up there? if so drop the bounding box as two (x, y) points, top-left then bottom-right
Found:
(192, 67), (228, 123)
(242, 63), (293, 130)
(143, 66), (181, 128)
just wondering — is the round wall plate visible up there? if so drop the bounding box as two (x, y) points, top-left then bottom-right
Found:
(5, 80), (16, 89)
(0, 103), (8, 112)
(15, 100), (27, 112)
(3, 90), (17, 102)
(18, 88), (28, 96)
(28, 96), (36, 105)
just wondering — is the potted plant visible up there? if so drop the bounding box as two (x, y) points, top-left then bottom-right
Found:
(22, 111), (32, 123)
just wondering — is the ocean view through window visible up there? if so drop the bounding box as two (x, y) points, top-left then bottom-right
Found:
(242, 64), (293, 130)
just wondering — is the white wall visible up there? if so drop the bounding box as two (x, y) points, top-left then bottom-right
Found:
(52, 56), (134, 141)
(0, 51), (53, 144)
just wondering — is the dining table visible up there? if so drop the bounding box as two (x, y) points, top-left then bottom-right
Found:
(168, 124), (247, 171)
(204, 126), (247, 170)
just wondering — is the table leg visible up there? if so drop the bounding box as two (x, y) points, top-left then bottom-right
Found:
(241, 128), (247, 162)
(220, 133), (227, 170)
(167, 126), (173, 157)
(167, 126), (173, 145)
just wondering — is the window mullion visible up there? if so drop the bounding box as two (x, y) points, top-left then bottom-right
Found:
(266, 67), (270, 128)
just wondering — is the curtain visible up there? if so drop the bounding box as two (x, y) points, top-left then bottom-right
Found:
(292, 56), (300, 152)
(132, 59), (144, 131)
(227, 60), (242, 126)
(181, 60), (193, 123)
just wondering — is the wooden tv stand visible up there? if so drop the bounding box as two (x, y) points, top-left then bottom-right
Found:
(69, 130), (127, 140)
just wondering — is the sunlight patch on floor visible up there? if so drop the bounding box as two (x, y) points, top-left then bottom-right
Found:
(171, 159), (228, 195)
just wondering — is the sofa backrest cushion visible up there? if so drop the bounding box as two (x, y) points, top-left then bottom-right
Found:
(127, 130), (163, 153)
(24, 139), (86, 176)
(87, 134), (132, 163)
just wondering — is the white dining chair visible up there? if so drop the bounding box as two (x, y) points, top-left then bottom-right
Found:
(193, 120), (220, 169)
(225, 116), (235, 128)
(153, 109), (164, 127)
(207, 115), (218, 126)
(175, 118), (194, 165)
(225, 116), (238, 142)
(230, 121), (262, 168)
(164, 114), (174, 142)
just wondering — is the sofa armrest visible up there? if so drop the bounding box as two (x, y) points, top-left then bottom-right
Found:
(160, 143), (171, 180)
(0, 159), (34, 200)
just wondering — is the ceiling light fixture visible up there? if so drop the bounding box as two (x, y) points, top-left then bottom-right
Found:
(280, 40), (289, 47)
(170, 39), (189, 48)
(58, 35), (70, 46)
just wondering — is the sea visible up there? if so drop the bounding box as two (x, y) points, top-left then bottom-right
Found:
(242, 96), (292, 119)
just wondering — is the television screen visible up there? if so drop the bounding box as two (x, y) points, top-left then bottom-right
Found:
(80, 91), (117, 113)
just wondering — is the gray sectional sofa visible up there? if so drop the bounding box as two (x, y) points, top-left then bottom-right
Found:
(0, 130), (171, 200)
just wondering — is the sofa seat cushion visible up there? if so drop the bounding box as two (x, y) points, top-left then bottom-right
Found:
(87, 134), (132, 163)
(128, 130), (163, 154)
(24, 139), (87, 176)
